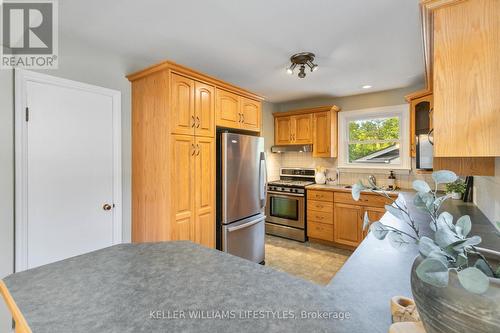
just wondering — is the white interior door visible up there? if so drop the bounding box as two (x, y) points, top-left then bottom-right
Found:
(15, 70), (122, 271)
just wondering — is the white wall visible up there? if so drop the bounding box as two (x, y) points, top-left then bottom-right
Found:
(474, 158), (500, 226)
(0, 69), (14, 333)
(0, 35), (148, 330)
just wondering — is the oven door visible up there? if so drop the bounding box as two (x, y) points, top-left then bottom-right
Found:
(265, 191), (304, 229)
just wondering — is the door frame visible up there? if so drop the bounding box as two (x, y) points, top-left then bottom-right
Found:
(14, 69), (122, 272)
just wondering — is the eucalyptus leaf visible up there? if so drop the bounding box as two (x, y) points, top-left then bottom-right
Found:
(427, 249), (450, 267)
(418, 236), (440, 257)
(433, 194), (450, 208)
(475, 259), (494, 277)
(387, 232), (410, 249)
(416, 258), (449, 288)
(385, 204), (403, 220)
(457, 252), (468, 267)
(457, 267), (489, 294)
(455, 215), (472, 237)
(351, 182), (365, 201)
(413, 179), (431, 193)
(362, 211), (370, 231)
(436, 212), (454, 231)
(432, 170), (458, 184)
(414, 192), (434, 209)
(451, 235), (482, 251)
(435, 228), (460, 248)
(369, 222), (389, 240)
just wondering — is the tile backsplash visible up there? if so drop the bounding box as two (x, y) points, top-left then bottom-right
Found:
(267, 151), (437, 189)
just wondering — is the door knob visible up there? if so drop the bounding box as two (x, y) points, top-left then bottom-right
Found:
(103, 203), (112, 211)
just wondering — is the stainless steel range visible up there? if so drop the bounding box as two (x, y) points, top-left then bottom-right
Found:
(265, 168), (315, 242)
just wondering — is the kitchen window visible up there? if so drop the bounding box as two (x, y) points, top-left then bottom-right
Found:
(338, 105), (410, 170)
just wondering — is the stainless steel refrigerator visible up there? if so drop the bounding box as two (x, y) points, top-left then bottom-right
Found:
(216, 131), (267, 264)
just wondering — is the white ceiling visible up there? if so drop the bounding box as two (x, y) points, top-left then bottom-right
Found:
(61, 0), (425, 103)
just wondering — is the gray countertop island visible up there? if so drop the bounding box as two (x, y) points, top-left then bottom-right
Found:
(2, 193), (498, 333)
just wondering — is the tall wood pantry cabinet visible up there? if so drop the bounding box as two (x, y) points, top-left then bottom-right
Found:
(127, 61), (263, 247)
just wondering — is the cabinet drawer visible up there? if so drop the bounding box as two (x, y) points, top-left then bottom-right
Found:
(307, 210), (333, 225)
(307, 222), (334, 242)
(334, 192), (391, 207)
(307, 200), (334, 213)
(308, 190), (333, 202)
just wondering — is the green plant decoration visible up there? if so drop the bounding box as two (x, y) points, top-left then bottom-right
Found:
(445, 179), (467, 194)
(352, 170), (499, 294)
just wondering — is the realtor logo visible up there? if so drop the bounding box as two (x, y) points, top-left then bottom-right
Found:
(1, 0), (58, 69)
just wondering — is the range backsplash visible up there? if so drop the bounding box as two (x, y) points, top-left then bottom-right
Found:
(266, 151), (437, 190)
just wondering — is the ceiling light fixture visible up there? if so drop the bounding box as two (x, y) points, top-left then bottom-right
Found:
(362, 85), (372, 89)
(286, 52), (318, 78)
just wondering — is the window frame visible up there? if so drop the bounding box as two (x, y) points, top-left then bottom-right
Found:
(338, 104), (410, 171)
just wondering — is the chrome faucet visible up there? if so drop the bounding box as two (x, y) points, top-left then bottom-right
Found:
(368, 175), (377, 188)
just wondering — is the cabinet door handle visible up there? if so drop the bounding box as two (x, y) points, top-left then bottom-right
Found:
(196, 116), (200, 128)
(196, 144), (200, 156)
(191, 115), (196, 128)
(241, 113), (245, 123)
(191, 144), (196, 156)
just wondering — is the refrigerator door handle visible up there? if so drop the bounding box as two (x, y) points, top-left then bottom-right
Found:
(226, 216), (264, 233)
(259, 152), (267, 209)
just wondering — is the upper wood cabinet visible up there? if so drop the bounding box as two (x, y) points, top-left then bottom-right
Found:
(275, 116), (292, 145)
(171, 73), (215, 137)
(127, 60), (262, 245)
(274, 106), (339, 156)
(292, 114), (313, 144)
(431, 0), (499, 157)
(171, 73), (195, 136)
(405, 0), (497, 175)
(313, 111), (333, 157)
(194, 82), (215, 137)
(274, 114), (312, 144)
(241, 97), (261, 132)
(216, 88), (262, 132)
(406, 92), (433, 158)
(216, 89), (240, 128)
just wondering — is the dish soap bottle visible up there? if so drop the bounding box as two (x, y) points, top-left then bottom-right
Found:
(388, 171), (396, 190)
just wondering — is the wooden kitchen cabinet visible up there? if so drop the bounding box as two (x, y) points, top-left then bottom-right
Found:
(275, 116), (292, 145)
(171, 73), (195, 136)
(292, 114), (313, 144)
(195, 136), (215, 248)
(274, 106), (339, 156)
(128, 60), (262, 245)
(333, 203), (363, 248)
(404, 0), (498, 176)
(170, 135), (196, 241)
(306, 188), (397, 249)
(432, 0), (499, 157)
(313, 111), (334, 157)
(406, 92), (433, 158)
(171, 73), (215, 137)
(194, 81), (215, 137)
(274, 114), (312, 144)
(363, 206), (385, 238)
(241, 97), (261, 131)
(307, 189), (335, 242)
(216, 89), (262, 132)
(216, 89), (240, 129)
